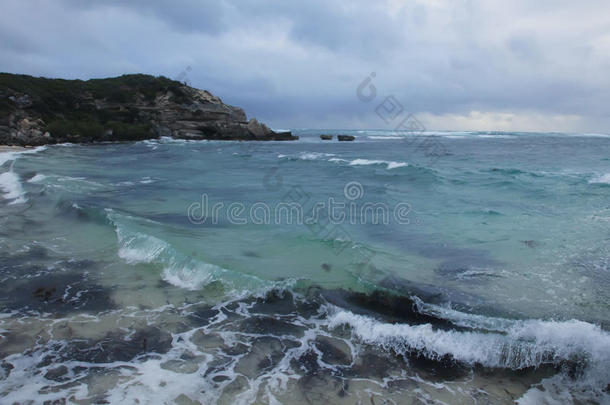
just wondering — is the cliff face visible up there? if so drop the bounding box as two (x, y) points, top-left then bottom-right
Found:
(0, 73), (296, 146)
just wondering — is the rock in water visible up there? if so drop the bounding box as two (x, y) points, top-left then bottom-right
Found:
(0, 73), (298, 145)
(337, 135), (355, 141)
(320, 134), (333, 140)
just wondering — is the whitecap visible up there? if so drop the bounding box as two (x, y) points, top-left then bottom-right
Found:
(299, 152), (335, 160)
(348, 158), (408, 170)
(387, 161), (408, 169)
(27, 174), (47, 183)
(589, 173), (610, 185)
(477, 134), (516, 139)
(278, 152), (336, 161)
(140, 177), (155, 184)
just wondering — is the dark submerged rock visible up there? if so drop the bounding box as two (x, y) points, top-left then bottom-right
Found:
(62, 327), (173, 364)
(239, 315), (305, 337)
(295, 349), (320, 375)
(522, 240), (540, 248)
(0, 271), (115, 315)
(249, 289), (297, 315)
(187, 306), (219, 326)
(315, 336), (352, 365)
(0, 361), (14, 379)
(44, 365), (69, 381)
(405, 352), (469, 381)
(337, 135), (355, 141)
(321, 289), (457, 329)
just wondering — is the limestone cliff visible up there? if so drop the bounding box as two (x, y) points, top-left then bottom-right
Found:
(0, 73), (296, 146)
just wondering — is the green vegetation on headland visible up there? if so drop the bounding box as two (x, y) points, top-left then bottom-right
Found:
(0, 73), (295, 145)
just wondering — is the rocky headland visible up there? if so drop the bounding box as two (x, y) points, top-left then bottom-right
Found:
(0, 73), (296, 146)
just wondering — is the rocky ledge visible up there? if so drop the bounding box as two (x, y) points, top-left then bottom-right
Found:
(0, 73), (296, 146)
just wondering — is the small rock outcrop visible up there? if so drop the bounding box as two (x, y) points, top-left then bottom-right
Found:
(0, 73), (297, 146)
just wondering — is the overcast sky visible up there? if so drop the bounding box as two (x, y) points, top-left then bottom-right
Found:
(2, 0), (609, 132)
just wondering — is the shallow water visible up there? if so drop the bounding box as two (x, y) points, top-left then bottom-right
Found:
(0, 130), (609, 404)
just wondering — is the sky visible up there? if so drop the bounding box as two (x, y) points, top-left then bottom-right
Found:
(1, 0), (609, 133)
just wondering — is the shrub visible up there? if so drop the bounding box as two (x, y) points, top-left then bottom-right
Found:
(108, 121), (152, 141)
(46, 119), (105, 139)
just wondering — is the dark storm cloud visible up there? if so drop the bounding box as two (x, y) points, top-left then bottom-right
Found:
(1, 0), (609, 131)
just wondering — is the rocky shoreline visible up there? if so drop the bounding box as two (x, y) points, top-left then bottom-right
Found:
(0, 73), (297, 146)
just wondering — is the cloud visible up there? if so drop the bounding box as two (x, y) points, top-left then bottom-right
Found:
(1, 0), (609, 132)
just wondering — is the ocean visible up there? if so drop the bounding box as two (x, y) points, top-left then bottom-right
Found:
(0, 130), (609, 404)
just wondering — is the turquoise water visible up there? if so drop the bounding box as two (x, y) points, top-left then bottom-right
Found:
(1, 131), (609, 404)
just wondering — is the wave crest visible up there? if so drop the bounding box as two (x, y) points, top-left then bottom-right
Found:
(328, 307), (610, 370)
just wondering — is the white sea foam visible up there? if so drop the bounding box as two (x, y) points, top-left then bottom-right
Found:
(477, 134), (515, 139)
(0, 171), (27, 204)
(387, 161), (408, 169)
(298, 152), (335, 160)
(589, 173), (610, 185)
(328, 306), (610, 403)
(279, 152), (408, 170)
(27, 174), (47, 183)
(0, 152), (17, 167)
(277, 151), (337, 161)
(348, 158), (408, 170)
(328, 308), (610, 370)
(161, 262), (230, 291)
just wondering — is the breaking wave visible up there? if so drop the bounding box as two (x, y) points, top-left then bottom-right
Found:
(107, 209), (284, 295)
(0, 146), (46, 204)
(0, 171), (27, 204)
